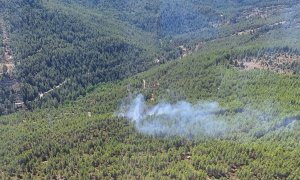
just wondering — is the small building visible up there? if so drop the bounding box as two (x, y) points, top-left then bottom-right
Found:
(14, 102), (25, 109)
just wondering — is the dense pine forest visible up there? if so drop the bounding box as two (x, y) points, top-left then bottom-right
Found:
(1, 0), (300, 179)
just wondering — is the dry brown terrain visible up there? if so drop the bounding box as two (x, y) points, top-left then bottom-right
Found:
(0, 17), (15, 75)
(0, 16), (24, 107)
(234, 53), (300, 75)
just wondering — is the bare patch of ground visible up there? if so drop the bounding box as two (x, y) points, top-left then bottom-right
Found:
(234, 53), (300, 75)
(0, 63), (15, 74)
(0, 16), (24, 108)
(0, 17), (15, 73)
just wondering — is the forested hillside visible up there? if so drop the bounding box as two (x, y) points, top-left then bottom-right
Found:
(0, 0), (164, 113)
(2, 41), (300, 179)
(1, 0), (300, 113)
(1, 0), (300, 179)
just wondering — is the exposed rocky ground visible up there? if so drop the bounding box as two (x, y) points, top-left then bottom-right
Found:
(233, 52), (300, 74)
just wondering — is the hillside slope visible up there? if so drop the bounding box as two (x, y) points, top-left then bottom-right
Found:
(0, 0), (166, 113)
(2, 13), (300, 179)
(1, 0), (300, 179)
(1, 0), (300, 113)
(1, 49), (300, 179)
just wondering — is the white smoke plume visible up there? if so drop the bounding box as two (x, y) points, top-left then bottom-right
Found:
(117, 94), (298, 139)
(118, 94), (227, 138)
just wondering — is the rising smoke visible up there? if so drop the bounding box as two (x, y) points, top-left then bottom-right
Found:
(117, 94), (298, 139)
(118, 94), (227, 138)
